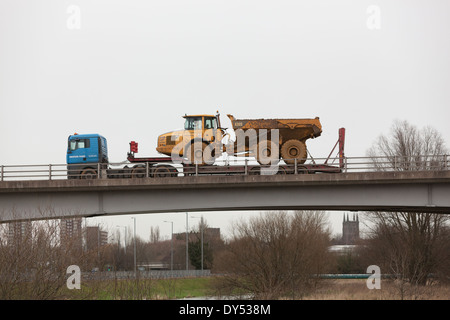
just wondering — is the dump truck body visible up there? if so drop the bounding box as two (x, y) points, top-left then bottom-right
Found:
(226, 114), (322, 164)
(227, 114), (322, 139)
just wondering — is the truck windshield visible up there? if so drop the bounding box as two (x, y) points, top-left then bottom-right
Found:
(184, 117), (202, 130)
(69, 139), (90, 151)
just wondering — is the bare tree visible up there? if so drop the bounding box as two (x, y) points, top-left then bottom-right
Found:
(0, 217), (87, 299)
(365, 120), (450, 286)
(189, 217), (223, 270)
(214, 211), (331, 299)
(367, 120), (447, 171)
(150, 226), (160, 243)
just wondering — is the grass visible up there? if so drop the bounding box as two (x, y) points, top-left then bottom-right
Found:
(303, 279), (450, 300)
(63, 276), (216, 300)
(156, 277), (214, 299)
(60, 276), (450, 300)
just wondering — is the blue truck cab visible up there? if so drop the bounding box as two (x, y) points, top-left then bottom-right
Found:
(67, 133), (108, 178)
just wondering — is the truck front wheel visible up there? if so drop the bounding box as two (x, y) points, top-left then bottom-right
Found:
(81, 168), (97, 179)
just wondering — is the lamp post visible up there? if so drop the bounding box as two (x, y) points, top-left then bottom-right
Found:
(97, 223), (101, 264)
(186, 212), (189, 271)
(164, 220), (174, 271)
(131, 217), (137, 278)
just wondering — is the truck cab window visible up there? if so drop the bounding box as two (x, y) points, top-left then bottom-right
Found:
(69, 141), (77, 151)
(69, 139), (90, 151)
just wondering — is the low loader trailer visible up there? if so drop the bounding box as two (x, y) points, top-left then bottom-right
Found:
(66, 127), (345, 179)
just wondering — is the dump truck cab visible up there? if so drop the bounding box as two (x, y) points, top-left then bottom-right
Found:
(183, 114), (223, 144)
(156, 112), (224, 163)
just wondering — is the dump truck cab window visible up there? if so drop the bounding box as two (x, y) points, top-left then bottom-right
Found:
(184, 117), (202, 130)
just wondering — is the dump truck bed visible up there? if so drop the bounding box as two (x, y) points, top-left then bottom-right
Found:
(227, 114), (322, 140)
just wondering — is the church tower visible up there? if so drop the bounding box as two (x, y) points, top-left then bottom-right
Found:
(342, 213), (359, 245)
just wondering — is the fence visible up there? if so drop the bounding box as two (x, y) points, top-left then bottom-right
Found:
(0, 154), (449, 181)
(82, 269), (211, 281)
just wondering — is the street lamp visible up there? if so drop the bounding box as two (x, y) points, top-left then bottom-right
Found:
(163, 220), (174, 271)
(191, 215), (204, 271)
(131, 217), (137, 277)
(186, 212), (189, 271)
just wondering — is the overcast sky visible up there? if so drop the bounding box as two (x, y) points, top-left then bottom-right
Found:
(1, 0), (449, 240)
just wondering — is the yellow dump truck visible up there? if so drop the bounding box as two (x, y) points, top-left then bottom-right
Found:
(156, 112), (322, 165)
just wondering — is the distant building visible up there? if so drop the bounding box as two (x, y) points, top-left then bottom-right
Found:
(173, 227), (221, 242)
(342, 213), (359, 245)
(329, 213), (361, 254)
(60, 217), (83, 251)
(7, 221), (32, 247)
(86, 226), (108, 251)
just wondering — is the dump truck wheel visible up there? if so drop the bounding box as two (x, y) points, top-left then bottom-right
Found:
(203, 143), (219, 165)
(281, 139), (307, 164)
(186, 142), (208, 165)
(255, 140), (279, 165)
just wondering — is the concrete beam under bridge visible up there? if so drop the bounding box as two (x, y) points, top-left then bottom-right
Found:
(0, 171), (449, 222)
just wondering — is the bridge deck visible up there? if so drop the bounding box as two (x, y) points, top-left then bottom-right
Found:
(1, 171), (449, 222)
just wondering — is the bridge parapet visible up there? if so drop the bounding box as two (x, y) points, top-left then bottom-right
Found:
(1, 155), (449, 182)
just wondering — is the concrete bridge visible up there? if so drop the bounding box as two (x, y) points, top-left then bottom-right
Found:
(0, 170), (449, 222)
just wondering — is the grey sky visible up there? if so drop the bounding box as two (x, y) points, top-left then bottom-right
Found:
(1, 0), (449, 240)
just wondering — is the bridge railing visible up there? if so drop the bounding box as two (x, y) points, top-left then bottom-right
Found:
(0, 154), (448, 181)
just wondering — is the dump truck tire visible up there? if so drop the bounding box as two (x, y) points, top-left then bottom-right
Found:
(186, 141), (208, 165)
(255, 139), (279, 165)
(203, 143), (219, 165)
(281, 139), (307, 164)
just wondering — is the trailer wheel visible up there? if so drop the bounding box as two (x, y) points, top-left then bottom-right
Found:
(153, 165), (177, 178)
(131, 165), (146, 178)
(297, 166), (309, 174)
(281, 139), (307, 164)
(168, 165), (179, 177)
(81, 168), (97, 179)
(255, 140), (279, 165)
